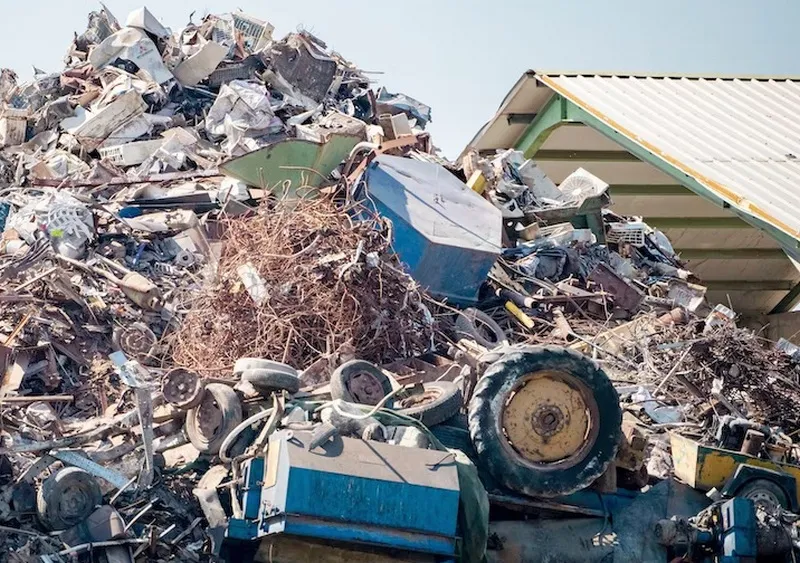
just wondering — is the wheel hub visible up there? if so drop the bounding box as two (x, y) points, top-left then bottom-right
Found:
(501, 370), (597, 466)
(58, 483), (92, 520)
(347, 372), (385, 405)
(746, 490), (780, 509)
(532, 405), (566, 437)
(163, 368), (203, 409)
(196, 395), (223, 438)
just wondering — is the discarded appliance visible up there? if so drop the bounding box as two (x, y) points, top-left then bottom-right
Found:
(226, 430), (461, 558)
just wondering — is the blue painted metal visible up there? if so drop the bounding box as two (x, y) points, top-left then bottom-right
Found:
(359, 155), (502, 305)
(0, 202), (10, 232)
(720, 498), (757, 562)
(226, 430), (461, 558)
(285, 516), (457, 555)
(242, 457), (264, 520)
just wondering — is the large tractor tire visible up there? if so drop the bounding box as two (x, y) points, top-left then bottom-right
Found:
(468, 346), (621, 498)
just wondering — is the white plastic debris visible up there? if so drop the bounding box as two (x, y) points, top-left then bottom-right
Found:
(205, 80), (281, 154)
(237, 263), (268, 306)
(90, 28), (174, 85)
(172, 41), (228, 86)
(125, 7), (171, 39)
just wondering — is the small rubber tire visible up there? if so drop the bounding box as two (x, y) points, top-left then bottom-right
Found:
(37, 467), (103, 531)
(240, 369), (301, 395)
(330, 360), (395, 407)
(396, 381), (463, 427)
(233, 358), (297, 377)
(455, 308), (508, 349)
(186, 384), (243, 455)
(468, 346), (621, 498)
(737, 479), (790, 510)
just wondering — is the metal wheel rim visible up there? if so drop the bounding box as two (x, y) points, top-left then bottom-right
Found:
(163, 369), (202, 408)
(346, 372), (386, 405)
(398, 387), (442, 409)
(745, 489), (781, 509)
(500, 370), (600, 469)
(57, 483), (93, 522)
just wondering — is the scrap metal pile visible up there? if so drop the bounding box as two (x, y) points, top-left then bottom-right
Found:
(171, 197), (433, 374)
(0, 5), (451, 562)
(459, 147), (800, 485)
(0, 5), (799, 563)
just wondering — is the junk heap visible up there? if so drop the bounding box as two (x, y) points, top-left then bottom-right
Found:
(0, 5), (800, 563)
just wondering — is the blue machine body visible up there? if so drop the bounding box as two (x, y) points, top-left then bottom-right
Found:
(719, 498), (757, 563)
(360, 155), (502, 305)
(227, 430), (461, 558)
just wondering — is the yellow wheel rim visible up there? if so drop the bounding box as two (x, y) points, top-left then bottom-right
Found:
(501, 370), (597, 466)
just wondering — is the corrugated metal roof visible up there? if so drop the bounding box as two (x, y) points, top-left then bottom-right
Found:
(537, 73), (800, 240)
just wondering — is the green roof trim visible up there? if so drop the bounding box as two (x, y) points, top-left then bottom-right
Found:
(515, 94), (800, 260)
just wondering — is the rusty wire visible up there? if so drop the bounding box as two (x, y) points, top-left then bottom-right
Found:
(170, 197), (434, 376)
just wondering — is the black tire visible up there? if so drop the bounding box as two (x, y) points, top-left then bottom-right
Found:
(738, 479), (790, 510)
(396, 381), (463, 427)
(330, 360), (395, 407)
(233, 358), (297, 376)
(37, 467), (102, 531)
(240, 369), (301, 395)
(468, 346), (621, 498)
(455, 308), (508, 349)
(186, 384), (243, 455)
(431, 422), (477, 459)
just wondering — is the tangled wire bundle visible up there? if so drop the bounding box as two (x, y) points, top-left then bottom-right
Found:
(171, 197), (433, 375)
(640, 323), (800, 433)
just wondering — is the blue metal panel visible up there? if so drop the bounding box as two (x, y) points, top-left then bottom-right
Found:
(243, 457), (265, 520)
(720, 498), (757, 561)
(227, 519), (259, 540)
(284, 467), (460, 537)
(361, 155), (502, 304)
(284, 515), (457, 555)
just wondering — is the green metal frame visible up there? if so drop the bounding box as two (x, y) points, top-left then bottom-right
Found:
(517, 94), (800, 255)
(516, 94), (800, 313)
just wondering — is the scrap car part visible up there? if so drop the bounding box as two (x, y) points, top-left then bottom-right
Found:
(162, 368), (204, 410)
(112, 323), (156, 363)
(233, 358), (298, 377)
(737, 479), (789, 512)
(396, 381), (463, 427)
(455, 308), (508, 349)
(194, 465), (230, 556)
(185, 383), (243, 454)
(656, 497), (793, 560)
(468, 346), (621, 498)
(226, 430), (460, 557)
(37, 467), (103, 531)
(240, 369), (300, 395)
(330, 360), (395, 407)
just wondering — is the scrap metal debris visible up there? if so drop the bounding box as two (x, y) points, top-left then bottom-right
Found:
(0, 4), (800, 563)
(171, 197), (433, 374)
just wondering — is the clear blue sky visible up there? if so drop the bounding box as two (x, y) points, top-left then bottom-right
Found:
(2, 0), (798, 157)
